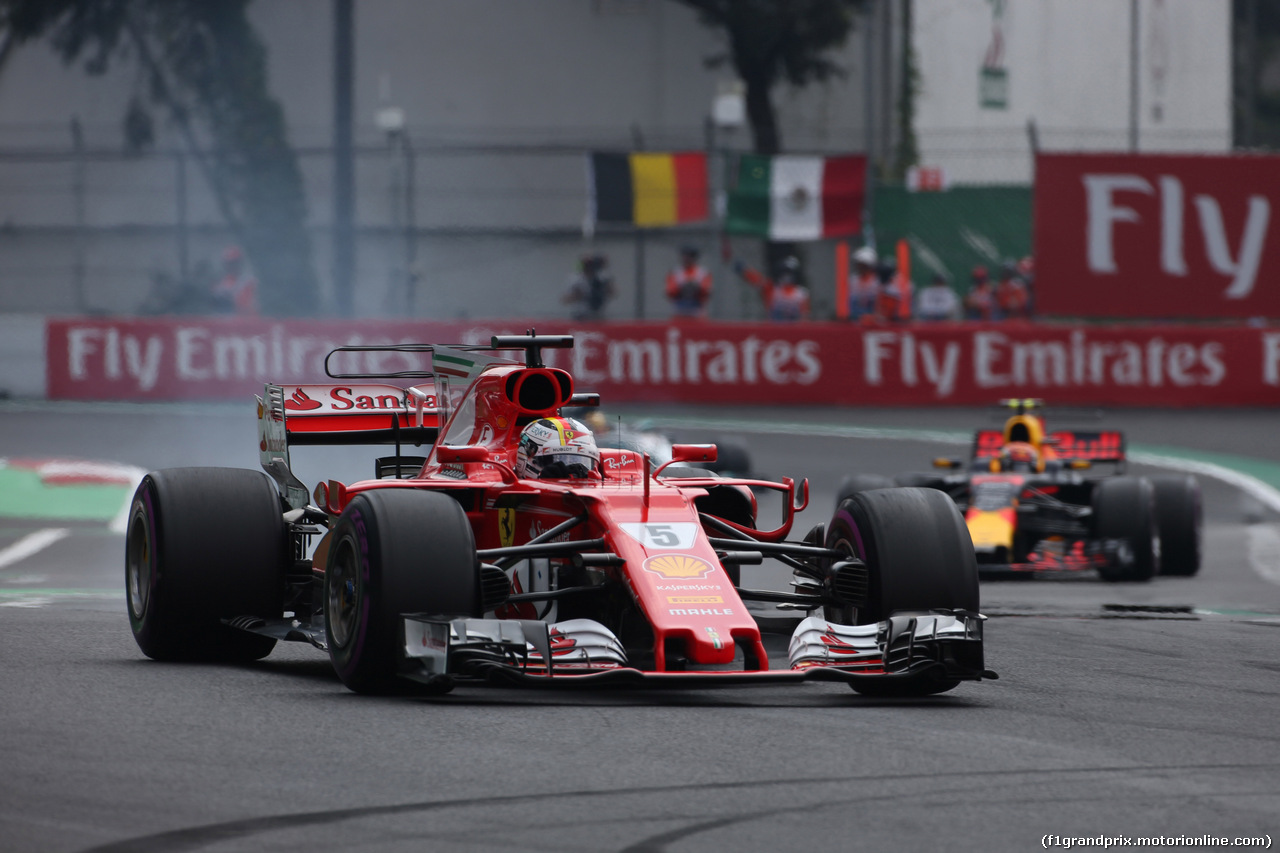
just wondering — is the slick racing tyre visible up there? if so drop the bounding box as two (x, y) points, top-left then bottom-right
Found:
(126, 468), (286, 662)
(1150, 474), (1202, 577)
(662, 467), (756, 527)
(893, 472), (946, 490)
(835, 473), (893, 505)
(663, 467), (755, 585)
(825, 487), (979, 697)
(704, 441), (752, 478)
(325, 489), (480, 694)
(1092, 476), (1159, 582)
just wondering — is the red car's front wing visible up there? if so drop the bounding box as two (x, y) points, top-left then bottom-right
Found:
(399, 610), (994, 690)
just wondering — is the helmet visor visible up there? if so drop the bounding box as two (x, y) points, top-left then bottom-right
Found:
(529, 452), (597, 479)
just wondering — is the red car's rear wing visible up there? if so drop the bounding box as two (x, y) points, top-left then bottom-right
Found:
(972, 429), (1126, 463)
(258, 383), (441, 509)
(269, 383), (440, 446)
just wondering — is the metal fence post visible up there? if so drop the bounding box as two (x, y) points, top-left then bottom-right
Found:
(175, 150), (189, 286)
(405, 135), (417, 315)
(71, 116), (86, 313)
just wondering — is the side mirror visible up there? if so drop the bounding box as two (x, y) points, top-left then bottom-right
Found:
(670, 444), (717, 465)
(314, 479), (348, 514)
(437, 445), (488, 464)
(933, 457), (962, 469)
(792, 477), (809, 512)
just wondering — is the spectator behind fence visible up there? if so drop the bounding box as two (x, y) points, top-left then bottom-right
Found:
(665, 245), (712, 319)
(1017, 254), (1036, 314)
(866, 259), (911, 323)
(964, 265), (998, 321)
(996, 260), (1031, 319)
(916, 272), (960, 321)
(211, 245), (259, 316)
(734, 255), (810, 321)
(562, 253), (615, 321)
(847, 245), (879, 321)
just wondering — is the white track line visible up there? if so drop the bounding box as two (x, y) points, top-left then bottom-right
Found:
(1127, 451), (1280, 515)
(1247, 525), (1280, 586)
(645, 415), (1280, 509)
(109, 469), (146, 534)
(0, 528), (71, 570)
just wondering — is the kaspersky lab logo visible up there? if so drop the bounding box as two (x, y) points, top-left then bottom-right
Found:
(643, 554), (714, 579)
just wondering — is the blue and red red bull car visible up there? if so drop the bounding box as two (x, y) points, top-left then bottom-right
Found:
(842, 400), (1202, 581)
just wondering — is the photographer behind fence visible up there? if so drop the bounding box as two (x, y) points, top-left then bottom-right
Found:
(562, 253), (615, 322)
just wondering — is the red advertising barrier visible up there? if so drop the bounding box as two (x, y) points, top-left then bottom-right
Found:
(46, 317), (1280, 406)
(1036, 153), (1280, 319)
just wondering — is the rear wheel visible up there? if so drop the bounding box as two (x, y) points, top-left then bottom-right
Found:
(1151, 474), (1202, 577)
(1092, 477), (1159, 582)
(325, 489), (480, 694)
(705, 441), (752, 477)
(893, 472), (946, 490)
(125, 468), (286, 662)
(825, 487), (979, 696)
(663, 468), (754, 585)
(835, 473), (893, 505)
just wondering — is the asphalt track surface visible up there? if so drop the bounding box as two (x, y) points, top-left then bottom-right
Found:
(2, 402), (1279, 852)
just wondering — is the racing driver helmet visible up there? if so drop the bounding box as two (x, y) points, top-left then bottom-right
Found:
(996, 441), (1042, 473)
(515, 417), (600, 480)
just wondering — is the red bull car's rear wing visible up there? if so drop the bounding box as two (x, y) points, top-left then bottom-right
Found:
(972, 429), (1126, 466)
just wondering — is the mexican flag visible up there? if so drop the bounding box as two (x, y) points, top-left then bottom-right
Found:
(726, 154), (866, 241)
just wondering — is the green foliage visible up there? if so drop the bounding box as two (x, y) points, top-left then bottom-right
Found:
(0, 0), (318, 314)
(1233, 0), (1280, 149)
(677, 0), (865, 271)
(677, 0), (864, 155)
(888, 0), (919, 183)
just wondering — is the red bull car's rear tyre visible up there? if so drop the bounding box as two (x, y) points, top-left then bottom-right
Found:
(325, 489), (480, 694)
(125, 468), (286, 662)
(825, 487), (979, 696)
(1092, 476), (1159, 582)
(1150, 474), (1202, 577)
(835, 473), (894, 505)
(892, 472), (947, 490)
(703, 441), (752, 478)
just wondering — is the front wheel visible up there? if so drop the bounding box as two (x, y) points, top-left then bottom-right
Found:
(825, 487), (979, 696)
(325, 489), (480, 694)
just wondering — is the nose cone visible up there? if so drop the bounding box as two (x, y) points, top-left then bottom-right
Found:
(966, 508), (1015, 551)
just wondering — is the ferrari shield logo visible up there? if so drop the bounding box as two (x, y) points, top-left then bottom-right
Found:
(498, 508), (516, 547)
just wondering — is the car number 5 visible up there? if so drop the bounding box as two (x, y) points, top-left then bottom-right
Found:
(619, 522), (698, 549)
(645, 525), (679, 547)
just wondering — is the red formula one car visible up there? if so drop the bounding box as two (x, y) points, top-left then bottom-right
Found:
(126, 335), (993, 697)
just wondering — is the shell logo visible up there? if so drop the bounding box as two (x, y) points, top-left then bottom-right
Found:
(643, 554), (714, 579)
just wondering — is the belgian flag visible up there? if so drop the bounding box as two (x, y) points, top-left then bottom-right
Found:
(590, 152), (709, 227)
